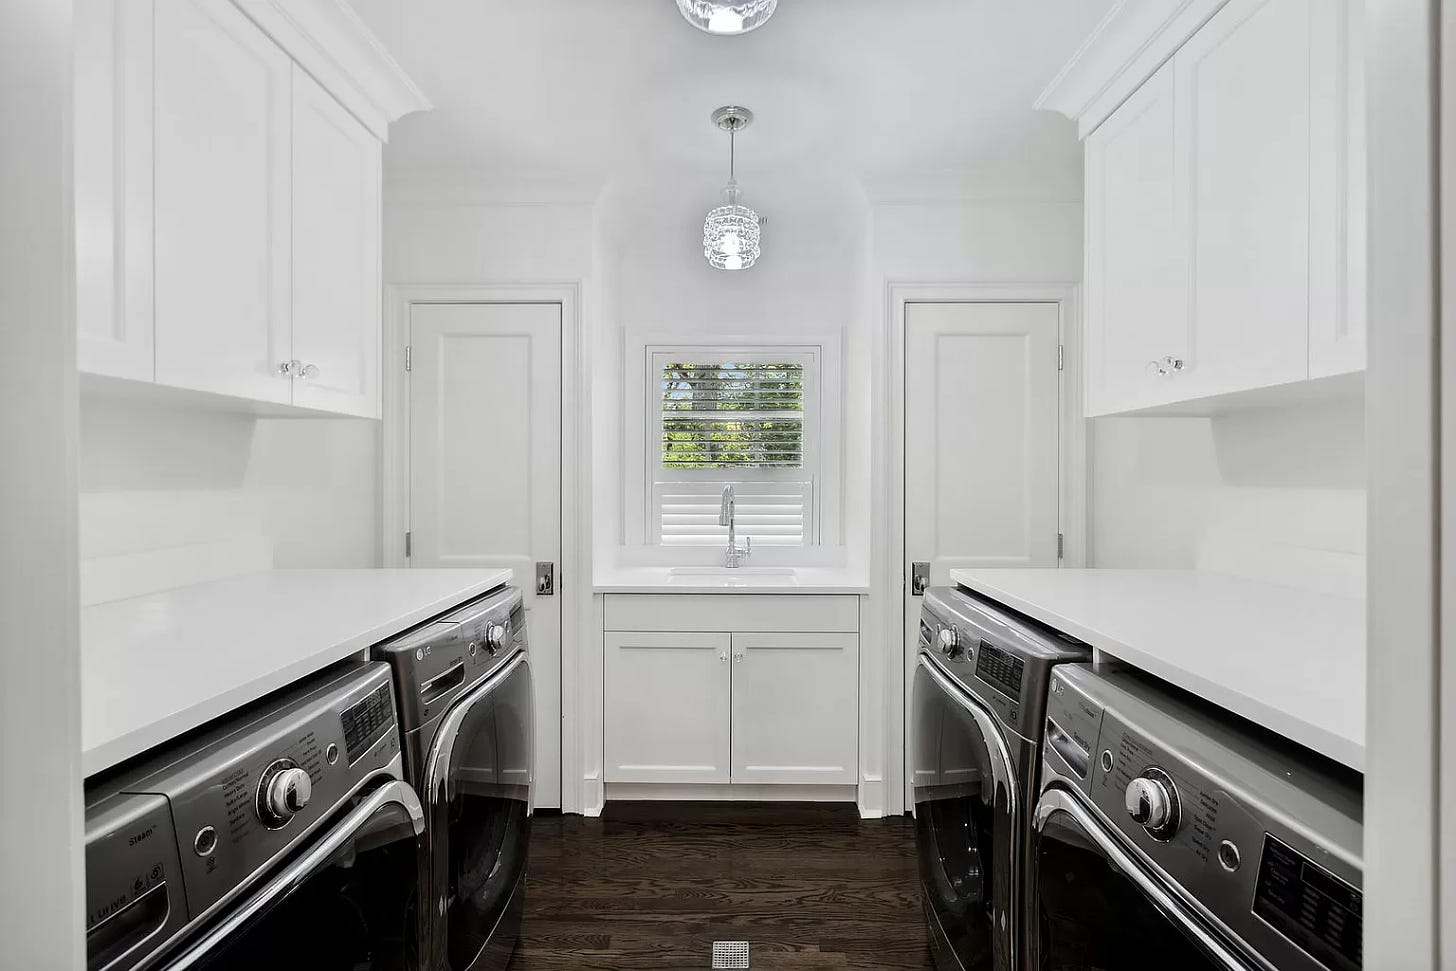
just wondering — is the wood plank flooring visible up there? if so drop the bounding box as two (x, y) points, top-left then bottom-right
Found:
(510, 802), (932, 970)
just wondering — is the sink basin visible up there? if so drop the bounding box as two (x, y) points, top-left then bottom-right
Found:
(666, 566), (800, 586)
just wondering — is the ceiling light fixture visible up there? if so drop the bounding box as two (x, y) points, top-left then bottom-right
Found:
(703, 106), (761, 272)
(676, 0), (777, 35)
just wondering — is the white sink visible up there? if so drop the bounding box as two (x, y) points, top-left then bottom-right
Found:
(666, 566), (800, 586)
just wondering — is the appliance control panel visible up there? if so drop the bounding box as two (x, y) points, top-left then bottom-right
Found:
(113, 662), (401, 919)
(1042, 666), (1363, 971)
(374, 586), (524, 728)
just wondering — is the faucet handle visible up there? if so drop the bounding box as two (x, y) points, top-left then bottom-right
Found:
(744, 536), (752, 558)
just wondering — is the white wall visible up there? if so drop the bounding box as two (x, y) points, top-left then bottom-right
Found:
(77, 396), (381, 602)
(1089, 399), (1367, 594)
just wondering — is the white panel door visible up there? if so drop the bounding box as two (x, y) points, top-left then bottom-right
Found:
(903, 302), (1060, 786)
(74, 0), (153, 380)
(603, 632), (731, 784)
(409, 303), (563, 807)
(730, 632), (858, 785)
(152, 0), (292, 402)
(290, 67), (382, 417)
(1174, 0), (1314, 398)
(1084, 59), (1185, 416)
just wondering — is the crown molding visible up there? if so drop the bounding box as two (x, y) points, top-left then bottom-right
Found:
(1034, 0), (1227, 139)
(231, 0), (431, 141)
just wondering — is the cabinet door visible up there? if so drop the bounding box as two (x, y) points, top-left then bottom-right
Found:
(152, 0), (292, 403)
(604, 631), (731, 784)
(1084, 60), (1186, 416)
(289, 67), (383, 417)
(1308, 0), (1365, 377)
(730, 632), (858, 785)
(1173, 0), (1314, 398)
(74, 0), (153, 380)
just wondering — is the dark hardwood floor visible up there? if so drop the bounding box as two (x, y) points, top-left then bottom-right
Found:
(510, 802), (932, 970)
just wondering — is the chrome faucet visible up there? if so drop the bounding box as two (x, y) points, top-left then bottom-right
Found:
(719, 484), (752, 568)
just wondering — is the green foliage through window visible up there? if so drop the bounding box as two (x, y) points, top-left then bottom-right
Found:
(660, 363), (804, 469)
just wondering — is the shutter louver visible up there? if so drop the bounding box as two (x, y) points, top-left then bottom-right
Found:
(656, 480), (811, 547)
(661, 363), (804, 469)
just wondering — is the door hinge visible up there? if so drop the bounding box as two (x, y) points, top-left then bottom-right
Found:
(404, 345), (412, 372)
(1057, 532), (1065, 560)
(404, 531), (412, 558)
(1058, 344), (1065, 371)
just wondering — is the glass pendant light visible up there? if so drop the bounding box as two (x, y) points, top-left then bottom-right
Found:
(676, 0), (777, 35)
(703, 106), (761, 271)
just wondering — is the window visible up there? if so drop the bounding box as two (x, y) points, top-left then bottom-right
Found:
(647, 348), (822, 547)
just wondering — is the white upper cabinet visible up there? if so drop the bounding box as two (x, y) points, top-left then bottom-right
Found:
(1043, 0), (1364, 416)
(290, 68), (383, 418)
(75, 0), (154, 381)
(153, 0), (293, 404)
(1084, 61), (1184, 415)
(1173, 0), (1318, 400)
(74, 0), (427, 417)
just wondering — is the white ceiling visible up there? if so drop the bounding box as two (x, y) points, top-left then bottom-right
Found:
(350, 0), (1113, 200)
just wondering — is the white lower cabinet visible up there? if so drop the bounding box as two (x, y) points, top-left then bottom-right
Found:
(603, 631), (732, 784)
(730, 632), (858, 784)
(602, 595), (860, 788)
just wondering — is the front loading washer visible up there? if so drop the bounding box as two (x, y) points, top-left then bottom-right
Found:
(1034, 663), (1362, 971)
(374, 585), (533, 971)
(912, 587), (1089, 971)
(83, 660), (423, 971)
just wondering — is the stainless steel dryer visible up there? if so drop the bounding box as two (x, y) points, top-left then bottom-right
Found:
(912, 587), (1090, 971)
(373, 584), (533, 971)
(1035, 663), (1363, 970)
(83, 660), (423, 971)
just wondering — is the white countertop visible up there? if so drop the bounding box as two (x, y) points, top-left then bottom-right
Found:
(950, 569), (1366, 771)
(82, 568), (512, 777)
(593, 565), (870, 594)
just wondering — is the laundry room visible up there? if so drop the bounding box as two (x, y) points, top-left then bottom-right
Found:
(1, 1), (1440, 969)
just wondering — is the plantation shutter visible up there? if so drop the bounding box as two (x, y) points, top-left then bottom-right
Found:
(660, 362), (805, 469)
(655, 360), (813, 546)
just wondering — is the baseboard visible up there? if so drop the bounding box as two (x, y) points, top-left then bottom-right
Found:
(603, 783), (858, 804)
(857, 774), (887, 819)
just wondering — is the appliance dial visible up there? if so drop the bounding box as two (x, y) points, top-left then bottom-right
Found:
(485, 623), (508, 655)
(256, 759), (312, 829)
(1124, 768), (1180, 840)
(937, 627), (962, 659)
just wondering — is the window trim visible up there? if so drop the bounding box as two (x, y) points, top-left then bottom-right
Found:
(624, 334), (843, 554)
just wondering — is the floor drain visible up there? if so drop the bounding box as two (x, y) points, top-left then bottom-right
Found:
(711, 940), (750, 969)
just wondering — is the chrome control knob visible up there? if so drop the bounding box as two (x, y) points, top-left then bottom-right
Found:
(484, 623), (507, 655)
(257, 761), (312, 829)
(937, 627), (961, 659)
(1125, 770), (1179, 839)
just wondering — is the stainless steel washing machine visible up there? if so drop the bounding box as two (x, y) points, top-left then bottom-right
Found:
(83, 660), (423, 971)
(373, 584), (533, 971)
(912, 587), (1090, 971)
(1034, 663), (1363, 970)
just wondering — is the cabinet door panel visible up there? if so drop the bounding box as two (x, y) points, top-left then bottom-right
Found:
(152, 0), (291, 403)
(1084, 60), (1185, 416)
(604, 632), (731, 784)
(1175, 0), (1312, 397)
(1308, 0), (1365, 377)
(75, 0), (154, 380)
(730, 632), (858, 785)
(290, 67), (382, 417)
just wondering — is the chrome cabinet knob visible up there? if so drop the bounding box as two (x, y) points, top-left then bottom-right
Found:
(257, 761), (311, 828)
(1125, 771), (1179, 839)
(298, 363), (320, 379)
(277, 361), (297, 377)
(1147, 356), (1186, 376)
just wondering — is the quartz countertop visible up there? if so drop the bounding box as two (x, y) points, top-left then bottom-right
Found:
(950, 568), (1366, 771)
(82, 568), (512, 777)
(593, 565), (870, 595)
